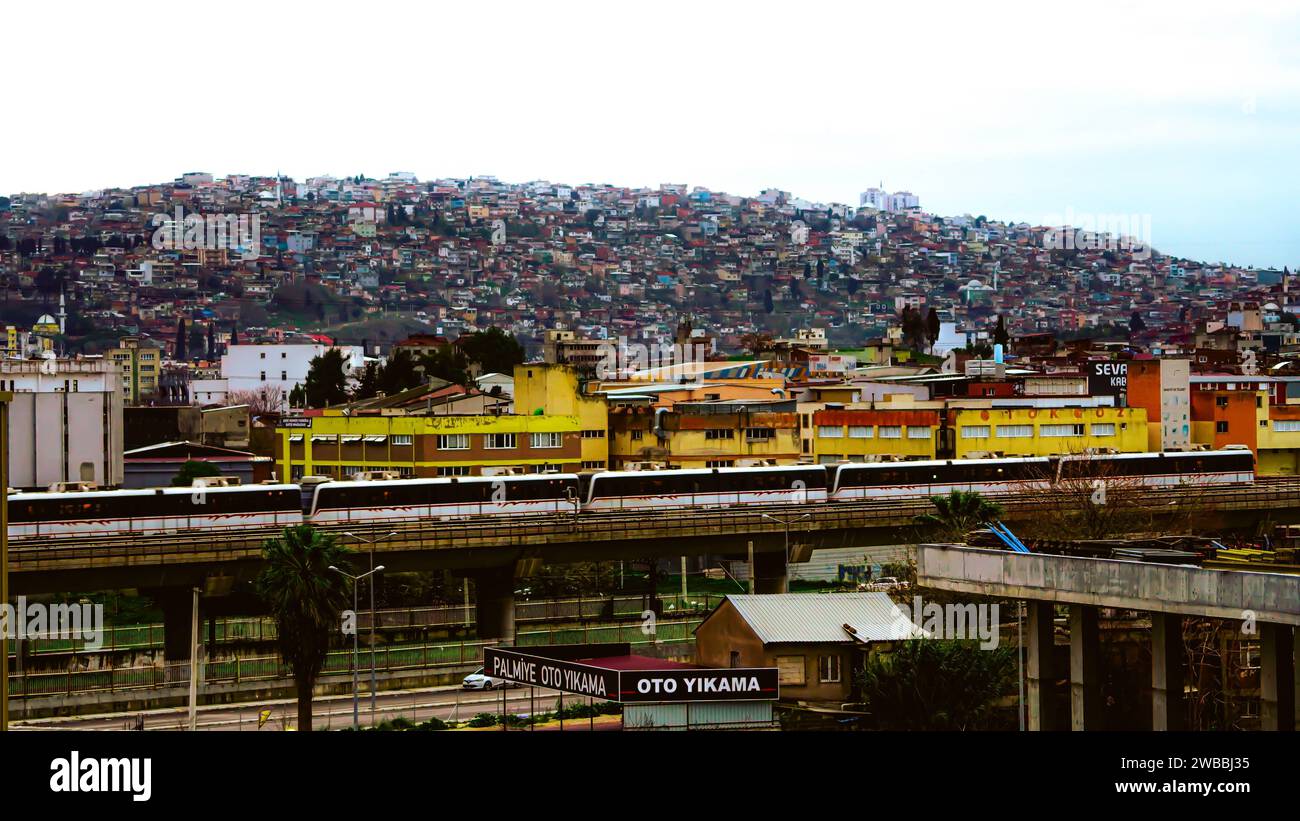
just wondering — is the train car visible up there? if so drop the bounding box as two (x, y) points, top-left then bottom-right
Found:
(1057, 449), (1255, 487)
(7, 484), (304, 539)
(582, 464), (828, 512)
(829, 457), (1053, 501)
(309, 474), (581, 524)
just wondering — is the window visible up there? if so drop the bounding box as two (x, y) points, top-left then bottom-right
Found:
(485, 433), (517, 449)
(580, 429), (606, 439)
(280, 371), (287, 381)
(996, 425), (1033, 438)
(848, 426), (872, 438)
(260, 371), (266, 381)
(1216, 396), (1228, 407)
(818, 455), (843, 465)
(437, 466), (471, 476)
(746, 428), (775, 442)
(818, 655), (841, 683)
(630, 430), (644, 441)
(1274, 420), (1300, 432)
(907, 426), (930, 439)
(437, 434), (470, 450)
(1040, 424), (1085, 437)
(705, 428), (735, 440)
(775, 655), (806, 686)
(878, 426), (901, 439)
(530, 432), (562, 448)
(1091, 423), (1116, 437)
(582, 460), (605, 470)
(962, 425), (990, 439)
(260, 352), (266, 359)
(818, 425), (843, 438)
(391, 434), (413, 446)
(705, 459), (732, 468)
(1216, 421), (1229, 433)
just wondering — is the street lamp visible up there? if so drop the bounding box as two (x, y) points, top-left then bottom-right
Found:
(329, 563), (385, 729)
(344, 531), (397, 724)
(759, 513), (810, 593)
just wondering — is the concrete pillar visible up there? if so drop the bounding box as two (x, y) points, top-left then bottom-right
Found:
(1150, 612), (1186, 731)
(753, 551), (789, 594)
(156, 589), (194, 663)
(1069, 604), (1102, 731)
(473, 567), (516, 642)
(1259, 623), (1295, 732)
(1026, 601), (1061, 731)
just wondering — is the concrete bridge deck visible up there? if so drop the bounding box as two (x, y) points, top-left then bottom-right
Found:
(916, 543), (1300, 731)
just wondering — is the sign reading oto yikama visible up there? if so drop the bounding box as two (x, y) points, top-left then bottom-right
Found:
(618, 668), (779, 702)
(483, 648), (778, 703)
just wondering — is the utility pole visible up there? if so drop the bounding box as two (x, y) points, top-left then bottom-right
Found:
(344, 531), (395, 726)
(330, 563), (385, 729)
(188, 586), (200, 731)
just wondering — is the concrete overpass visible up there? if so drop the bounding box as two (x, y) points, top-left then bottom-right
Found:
(917, 543), (1300, 731)
(9, 478), (1300, 660)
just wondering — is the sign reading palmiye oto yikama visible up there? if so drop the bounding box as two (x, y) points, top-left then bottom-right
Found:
(483, 647), (779, 703)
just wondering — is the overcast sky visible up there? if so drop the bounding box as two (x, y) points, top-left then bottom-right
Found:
(3, 0), (1298, 268)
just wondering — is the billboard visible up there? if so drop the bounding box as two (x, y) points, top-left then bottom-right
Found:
(1088, 361), (1128, 396)
(483, 647), (778, 703)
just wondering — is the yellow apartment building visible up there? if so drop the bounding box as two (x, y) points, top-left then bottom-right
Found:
(274, 412), (582, 480)
(106, 336), (162, 404)
(948, 406), (1148, 458)
(513, 363), (609, 470)
(607, 400), (800, 469)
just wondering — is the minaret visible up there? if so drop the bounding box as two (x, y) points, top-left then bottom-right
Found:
(57, 287), (67, 334)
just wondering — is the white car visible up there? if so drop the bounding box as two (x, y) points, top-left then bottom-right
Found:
(462, 667), (520, 690)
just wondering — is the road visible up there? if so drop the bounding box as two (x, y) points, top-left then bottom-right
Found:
(11, 683), (616, 732)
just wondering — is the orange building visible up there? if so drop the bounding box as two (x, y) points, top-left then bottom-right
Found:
(1190, 390), (1260, 452)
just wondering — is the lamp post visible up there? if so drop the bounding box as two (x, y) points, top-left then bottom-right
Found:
(759, 513), (809, 592)
(329, 564), (385, 729)
(344, 531), (396, 725)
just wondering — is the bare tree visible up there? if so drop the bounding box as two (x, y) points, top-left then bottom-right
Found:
(1016, 455), (1211, 542)
(227, 384), (286, 416)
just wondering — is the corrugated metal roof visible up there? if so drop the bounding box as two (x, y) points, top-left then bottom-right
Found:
(720, 592), (927, 644)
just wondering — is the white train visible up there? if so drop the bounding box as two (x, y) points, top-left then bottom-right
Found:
(5, 449), (1255, 539)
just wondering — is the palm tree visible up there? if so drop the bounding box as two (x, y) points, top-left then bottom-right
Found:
(254, 525), (353, 731)
(914, 490), (1004, 543)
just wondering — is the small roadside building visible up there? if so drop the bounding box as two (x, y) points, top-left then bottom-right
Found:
(122, 441), (274, 488)
(695, 592), (925, 706)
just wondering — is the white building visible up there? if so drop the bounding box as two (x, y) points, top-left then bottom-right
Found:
(1, 356), (124, 488)
(208, 343), (366, 409)
(859, 187), (921, 214)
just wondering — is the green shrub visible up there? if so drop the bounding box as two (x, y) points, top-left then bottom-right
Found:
(467, 712), (498, 728)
